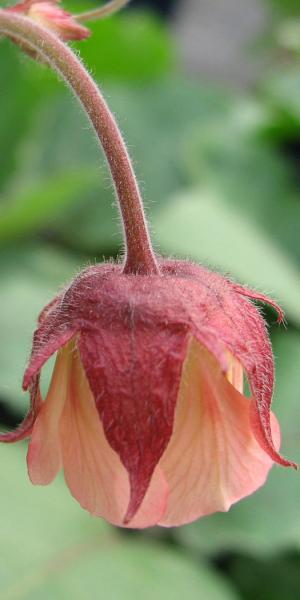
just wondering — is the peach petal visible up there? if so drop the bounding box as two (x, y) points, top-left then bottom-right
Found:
(226, 351), (244, 394)
(59, 346), (168, 528)
(128, 466), (168, 529)
(27, 342), (73, 485)
(159, 338), (280, 527)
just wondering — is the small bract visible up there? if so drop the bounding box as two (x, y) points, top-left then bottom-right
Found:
(7, 0), (90, 41)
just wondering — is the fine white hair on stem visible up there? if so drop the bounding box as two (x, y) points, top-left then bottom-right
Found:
(0, 8), (159, 275)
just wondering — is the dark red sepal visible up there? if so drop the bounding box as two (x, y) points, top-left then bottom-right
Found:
(161, 260), (296, 470)
(232, 282), (285, 324)
(0, 376), (41, 442)
(23, 294), (77, 391)
(78, 314), (189, 522)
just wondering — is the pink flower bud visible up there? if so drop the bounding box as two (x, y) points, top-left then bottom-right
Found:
(7, 0), (90, 41)
(1, 260), (296, 528)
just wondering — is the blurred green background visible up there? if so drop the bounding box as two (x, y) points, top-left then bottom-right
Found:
(1, 0), (300, 598)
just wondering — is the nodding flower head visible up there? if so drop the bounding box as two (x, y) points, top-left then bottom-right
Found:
(7, 0), (90, 41)
(1, 260), (296, 528)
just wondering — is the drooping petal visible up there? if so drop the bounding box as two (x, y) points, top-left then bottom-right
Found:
(59, 346), (168, 527)
(159, 338), (280, 527)
(128, 466), (168, 528)
(27, 341), (73, 484)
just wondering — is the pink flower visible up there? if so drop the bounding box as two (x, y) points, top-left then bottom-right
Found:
(1, 260), (296, 528)
(7, 0), (90, 41)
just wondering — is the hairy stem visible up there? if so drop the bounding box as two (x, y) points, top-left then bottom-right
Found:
(0, 10), (159, 275)
(76, 0), (130, 23)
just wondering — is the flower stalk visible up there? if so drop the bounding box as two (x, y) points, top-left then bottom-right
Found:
(0, 9), (158, 275)
(75, 0), (131, 23)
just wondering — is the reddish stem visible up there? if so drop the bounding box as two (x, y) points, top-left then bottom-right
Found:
(0, 10), (159, 275)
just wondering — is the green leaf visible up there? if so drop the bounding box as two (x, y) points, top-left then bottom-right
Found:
(0, 445), (108, 593)
(153, 187), (300, 325)
(0, 41), (41, 188)
(228, 553), (300, 600)
(0, 169), (98, 244)
(268, 0), (300, 16)
(0, 444), (238, 599)
(104, 79), (230, 207)
(13, 79), (231, 252)
(271, 329), (300, 455)
(73, 12), (174, 83)
(8, 93), (121, 253)
(174, 329), (300, 556)
(179, 103), (300, 264)
(262, 67), (300, 123)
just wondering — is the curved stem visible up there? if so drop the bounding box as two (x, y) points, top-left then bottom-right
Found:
(75, 0), (130, 23)
(0, 10), (159, 275)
